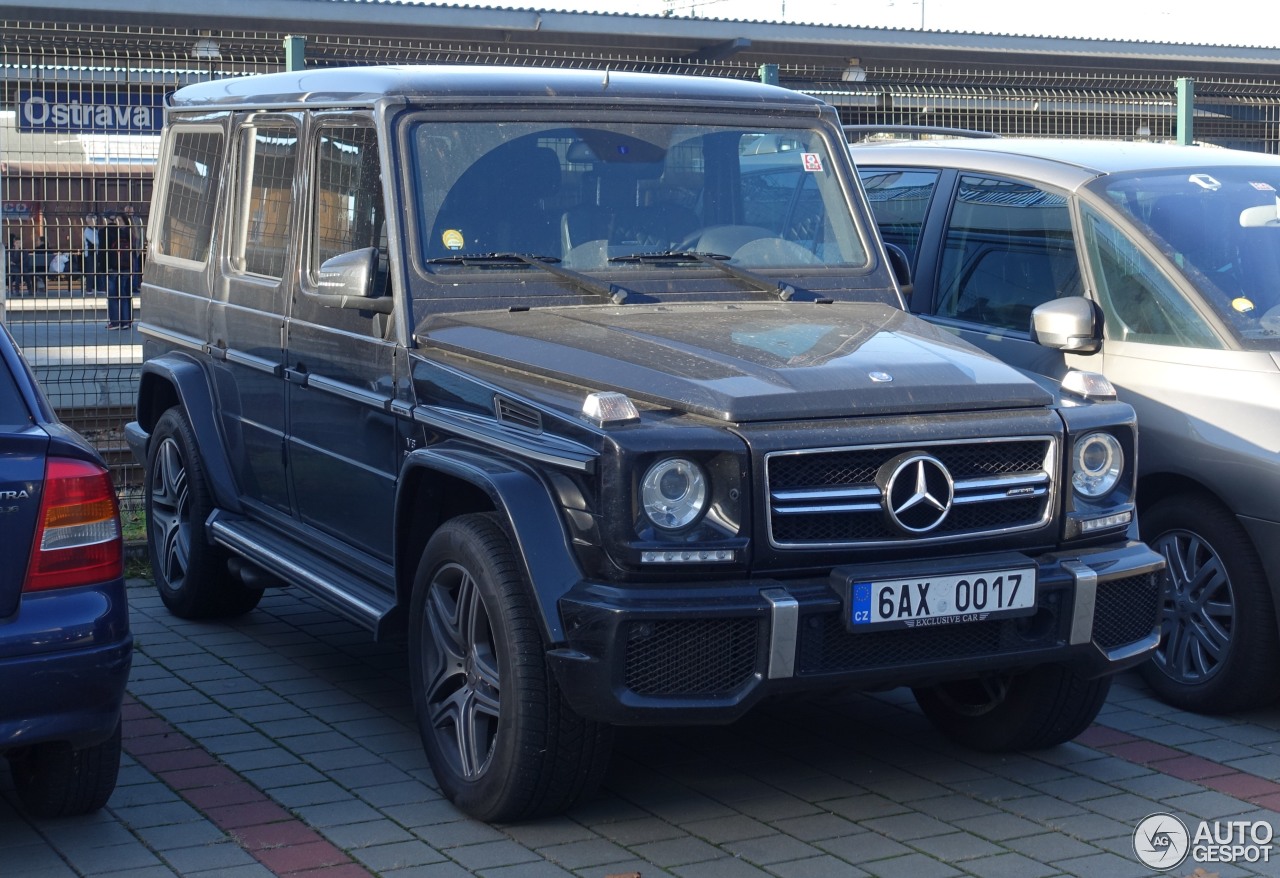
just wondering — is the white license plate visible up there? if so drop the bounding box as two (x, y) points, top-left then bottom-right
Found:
(848, 566), (1037, 630)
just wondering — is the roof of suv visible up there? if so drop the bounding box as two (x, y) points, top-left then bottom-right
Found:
(169, 64), (830, 113)
(851, 137), (1280, 190)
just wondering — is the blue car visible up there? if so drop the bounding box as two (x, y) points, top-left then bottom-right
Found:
(0, 320), (131, 817)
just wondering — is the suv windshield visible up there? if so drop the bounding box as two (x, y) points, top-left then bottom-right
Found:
(406, 118), (869, 308)
(1093, 166), (1280, 348)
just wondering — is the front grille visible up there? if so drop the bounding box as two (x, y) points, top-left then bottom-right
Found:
(1093, 572), (1161, 649)
(767, 437), (1054, 548)
(624, 618), (759, 697)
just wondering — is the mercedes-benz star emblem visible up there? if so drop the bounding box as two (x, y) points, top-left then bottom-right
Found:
(878, 452), (955, 534)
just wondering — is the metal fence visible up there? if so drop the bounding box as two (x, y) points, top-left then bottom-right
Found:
(4, 19), (1280, 504)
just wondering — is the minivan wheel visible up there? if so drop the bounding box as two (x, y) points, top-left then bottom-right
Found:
(1139, 493), (1280, 713)
(8, 721), (121, 818)
(146, 407), (261, 618)
(913, 664), (1110, 751)
(408, 513), (612, 822)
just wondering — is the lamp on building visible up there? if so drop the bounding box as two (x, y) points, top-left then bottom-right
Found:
(190, 37), (222, 60)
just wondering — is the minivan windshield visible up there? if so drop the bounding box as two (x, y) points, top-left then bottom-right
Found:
(406, 119), (870, 306)
(1094, 167), (1280, 348)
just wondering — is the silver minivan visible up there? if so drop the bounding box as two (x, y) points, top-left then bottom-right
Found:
(854, 139), (1280, 713)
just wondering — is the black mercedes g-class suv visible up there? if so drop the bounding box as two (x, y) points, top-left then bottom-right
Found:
(128, 66), (1163, 821)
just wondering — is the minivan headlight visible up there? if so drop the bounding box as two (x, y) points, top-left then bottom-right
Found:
(1072, 432), (1123, 498)
(640, 458), (708, 530)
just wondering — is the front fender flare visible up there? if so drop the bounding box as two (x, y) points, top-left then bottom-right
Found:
(398, 446), (583, 644)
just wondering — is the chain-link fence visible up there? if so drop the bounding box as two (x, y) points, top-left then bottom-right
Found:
(4, 18), (1280, 508)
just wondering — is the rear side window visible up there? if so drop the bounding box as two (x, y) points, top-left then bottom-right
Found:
(157, 128), (225, 264)
(859, 167), (940, 267)
(231, 123), (298, 278)
(0, 355), (32, 431)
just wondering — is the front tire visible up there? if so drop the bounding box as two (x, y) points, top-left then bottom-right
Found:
(8, 721), (122, 818)
(914, 664), (1110, 751)
(1139, 493), (1280, 713)
(145, 406), (261, 618)
(408, 514), (612, 822)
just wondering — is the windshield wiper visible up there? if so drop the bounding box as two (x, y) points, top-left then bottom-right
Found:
(425, 252), (630, 305)
(609, 250), (807, 302)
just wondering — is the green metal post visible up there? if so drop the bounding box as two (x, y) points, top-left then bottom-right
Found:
(285, 35), (307, 72)
(759, 64), (779, 87)
(1176, 77), (1195, 145)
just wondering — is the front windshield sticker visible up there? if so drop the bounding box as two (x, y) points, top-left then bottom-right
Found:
(442, 229), (465, 250)
(1250, 181), (1277, 192)
(802, 153), (823, 172)
(1233, 297), (1256, 313)
(1188, 173), (1221, 191)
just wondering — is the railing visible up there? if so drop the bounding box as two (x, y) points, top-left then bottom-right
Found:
(3, 18), (1280, 501)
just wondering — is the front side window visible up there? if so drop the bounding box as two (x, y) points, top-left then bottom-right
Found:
(406, 118), (871, 309)
(935, 174), (1081, 332)
(156, 128), (225, 264)
(1092, 166), (1280, 350)
(312, 122), (384, 272)
(1081, 204), (1223, 349)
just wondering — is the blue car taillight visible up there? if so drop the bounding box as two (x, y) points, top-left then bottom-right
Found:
(24, 457), (123, 592)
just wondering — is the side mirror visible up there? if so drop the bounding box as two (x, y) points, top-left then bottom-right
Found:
(1031, 296), (1101, 354)
(311, 247), (392, 314)
(883, 242), (913, 299)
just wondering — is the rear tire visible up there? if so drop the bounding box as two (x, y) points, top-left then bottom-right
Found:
(914, 664), (1110, 751)
(1139, 493), (1280, 713)
(408, 513), (612, 822)
(146, 406), (261, 618)
(9, 721), (122, 818)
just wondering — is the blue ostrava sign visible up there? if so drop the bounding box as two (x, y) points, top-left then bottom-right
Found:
(17, 88), (164, 134)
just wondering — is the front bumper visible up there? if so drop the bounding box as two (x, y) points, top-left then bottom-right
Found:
(551, 541), (1163, 725)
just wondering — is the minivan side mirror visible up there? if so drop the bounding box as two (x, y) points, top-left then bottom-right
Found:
(312, 247), (393, 314)
(1030, 296), (1101, 354)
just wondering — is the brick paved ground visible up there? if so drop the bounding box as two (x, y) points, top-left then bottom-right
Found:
(4, 577), (1280, 877)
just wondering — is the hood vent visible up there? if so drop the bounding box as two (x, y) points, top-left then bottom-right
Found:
(495, 396), (543, 434)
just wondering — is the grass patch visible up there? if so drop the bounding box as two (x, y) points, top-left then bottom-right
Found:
(119, 503), (153, 580)
(121, 504), (146, 543)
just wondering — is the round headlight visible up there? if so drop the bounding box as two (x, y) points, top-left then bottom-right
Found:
(1072, 432), (1123, 498)
(640, 458), (708, 530)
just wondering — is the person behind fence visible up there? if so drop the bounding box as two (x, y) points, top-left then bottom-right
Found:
(123, 204), (144, 295)
(6, 233), (24, 295)
(100, 212), (131, 329)
(82, 212), (101, 293)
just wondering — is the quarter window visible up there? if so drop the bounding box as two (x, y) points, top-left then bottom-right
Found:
(156, 129), (224, 264)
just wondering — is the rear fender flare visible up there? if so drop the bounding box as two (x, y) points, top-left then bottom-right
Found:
(135, 354), (243, 515)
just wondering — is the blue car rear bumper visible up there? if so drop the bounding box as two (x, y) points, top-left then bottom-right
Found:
(0, 579), (133, 752)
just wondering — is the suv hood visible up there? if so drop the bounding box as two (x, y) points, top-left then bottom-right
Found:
(416, 302), (1052, 422)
